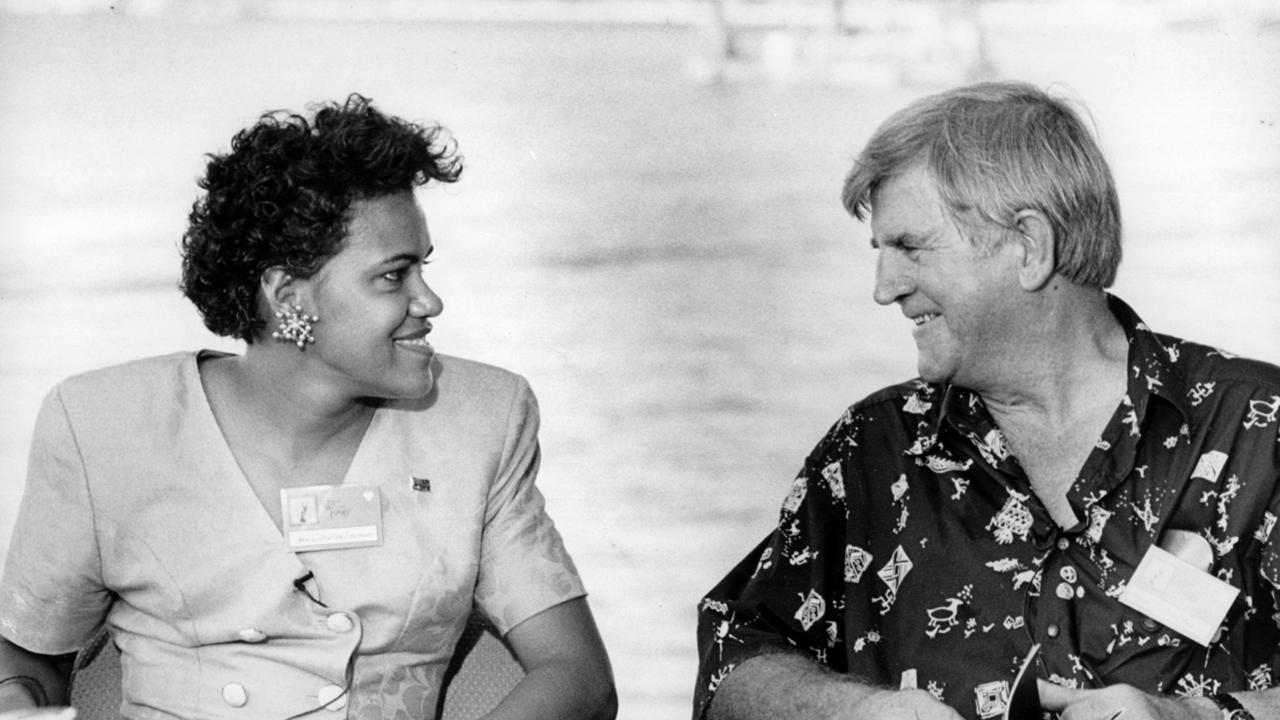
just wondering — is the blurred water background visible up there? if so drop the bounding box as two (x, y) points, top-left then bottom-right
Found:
(1, 1), (1278, 717)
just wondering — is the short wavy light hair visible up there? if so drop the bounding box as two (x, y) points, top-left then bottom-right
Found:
(180, 93), (463, 341)
(842, 81), (1121, 289)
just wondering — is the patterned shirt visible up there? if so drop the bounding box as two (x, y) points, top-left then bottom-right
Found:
(695, 297), (1280, 720)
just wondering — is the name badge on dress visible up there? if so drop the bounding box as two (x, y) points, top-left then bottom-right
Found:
(280, 485), (384, 552)
(1118, 543), (1238, 646)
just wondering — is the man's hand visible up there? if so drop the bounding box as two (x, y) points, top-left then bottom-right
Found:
(851, 688), (964, 720)
(1038, 680), (1219, 720)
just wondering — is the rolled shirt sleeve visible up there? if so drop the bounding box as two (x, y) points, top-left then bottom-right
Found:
(694, 416), (865, 720)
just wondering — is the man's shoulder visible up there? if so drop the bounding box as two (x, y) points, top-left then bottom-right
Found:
(812, 378), (942, 440)
(848, 378), (944, 416)
(1160, 334), (1280, 393)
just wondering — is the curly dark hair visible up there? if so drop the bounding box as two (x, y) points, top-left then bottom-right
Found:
(180, 93), (462, 341)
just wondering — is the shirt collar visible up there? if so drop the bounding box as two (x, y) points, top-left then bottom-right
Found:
(1107, 294), (1194, 426)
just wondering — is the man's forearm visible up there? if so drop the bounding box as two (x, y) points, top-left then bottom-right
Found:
(1231, 686), (1280, 719)
(706, 652), (875, 720)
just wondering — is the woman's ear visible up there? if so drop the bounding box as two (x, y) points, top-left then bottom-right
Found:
(259, 268), (320, 349)
(260, 267), (301, 314)
(1011, 209), (1056, 291)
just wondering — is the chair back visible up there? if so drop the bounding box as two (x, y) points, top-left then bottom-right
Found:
(70, 613), (524, 720)
(69, 629), (121, 720)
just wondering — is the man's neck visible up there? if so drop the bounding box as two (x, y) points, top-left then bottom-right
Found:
(977, 290), (1128, 426)
(971, 290), (1129, 527)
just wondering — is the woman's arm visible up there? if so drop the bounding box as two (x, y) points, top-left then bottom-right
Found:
(484, 598), (617, 720)
(0, 637), (72, 711)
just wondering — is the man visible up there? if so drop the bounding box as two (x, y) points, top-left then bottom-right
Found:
(695, 81), (1280, 720)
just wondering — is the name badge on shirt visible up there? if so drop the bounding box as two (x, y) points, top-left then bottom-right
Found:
(1118, 544), (1238, 646)
(280, 485), (383, 552)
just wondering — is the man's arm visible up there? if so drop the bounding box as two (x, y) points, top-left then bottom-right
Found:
(1040, 681), (1280, 720)
(707, 652), (963, 720)
(0, 637), (72, 711)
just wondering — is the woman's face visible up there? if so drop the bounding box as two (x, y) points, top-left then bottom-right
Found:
(294, 192), (443, 401)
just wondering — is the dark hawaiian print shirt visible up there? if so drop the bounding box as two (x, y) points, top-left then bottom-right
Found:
(695, 296), (1280, 720)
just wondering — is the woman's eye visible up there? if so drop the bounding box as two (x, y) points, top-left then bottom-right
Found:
(382, 268), (407, 283)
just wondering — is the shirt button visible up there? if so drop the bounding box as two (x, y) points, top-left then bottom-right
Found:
(1057, 538), (1070, 550)
(237, 628), (267, 643)
(317, 684), (347, 710)
(1046, 624), (1060, 638)
(326, 612), (355, 633)
(222, 682), (248, 707)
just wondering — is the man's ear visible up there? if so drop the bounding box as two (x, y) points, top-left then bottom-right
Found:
(1011, 209), (1056, 291)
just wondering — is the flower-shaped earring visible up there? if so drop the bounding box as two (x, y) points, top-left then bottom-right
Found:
(272, 303), (319, 349)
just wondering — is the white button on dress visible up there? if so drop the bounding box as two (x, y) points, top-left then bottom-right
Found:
(221, 682), (248, 707)
(317, 684), (347, 710)
(237, 628), (267, 643)
(326, 612), (355, 633)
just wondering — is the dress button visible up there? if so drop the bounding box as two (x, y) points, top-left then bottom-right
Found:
(237, 628), (267, 643)
(1057, 537), (1070, 550)
(1141, 617), (1160, 633)
(317, 684), (347, 710)
(326, 612), (355, 633)
(1056, 582), (1075, 600)
(222, 682), (248, 707)
(1046, 624), (1060, 638)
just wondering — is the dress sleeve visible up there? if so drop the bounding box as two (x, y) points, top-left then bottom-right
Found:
(472, 377), (585, 635)
(0, 386), (111, 654)
(693, 413), (863, 720)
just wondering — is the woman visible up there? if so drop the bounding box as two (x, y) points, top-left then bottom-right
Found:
(0, 95), (616, 720)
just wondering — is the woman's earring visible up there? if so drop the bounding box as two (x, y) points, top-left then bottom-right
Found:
(272, 303), (319, 349)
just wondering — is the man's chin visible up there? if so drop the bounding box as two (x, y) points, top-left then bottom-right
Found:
(915, 359), (953, 385)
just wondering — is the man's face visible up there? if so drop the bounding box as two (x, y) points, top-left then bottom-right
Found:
(869, 165), (1022, 389)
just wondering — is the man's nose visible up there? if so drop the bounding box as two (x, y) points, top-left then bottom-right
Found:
(872, 251), (911, 306)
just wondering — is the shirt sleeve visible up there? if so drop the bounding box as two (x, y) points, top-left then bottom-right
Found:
(472, 377), (585, 635)
(693, 413), (865, 720)
(0, 386), (112, 654)
(1251, 408), (1280, 677)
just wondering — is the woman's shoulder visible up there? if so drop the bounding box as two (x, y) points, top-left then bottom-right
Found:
(427, 354), (532, 402)
(56, 351), (197, 392)
(380, 354), (536, 434)
(49, 352), (203, 419)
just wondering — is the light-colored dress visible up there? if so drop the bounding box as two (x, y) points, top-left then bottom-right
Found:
(0, 351), (585, 719)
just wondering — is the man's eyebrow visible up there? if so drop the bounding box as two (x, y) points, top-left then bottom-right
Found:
(870, 233), (917, 250)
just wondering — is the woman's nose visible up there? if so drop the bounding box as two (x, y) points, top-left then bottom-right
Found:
(410, 280), (443, 318)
